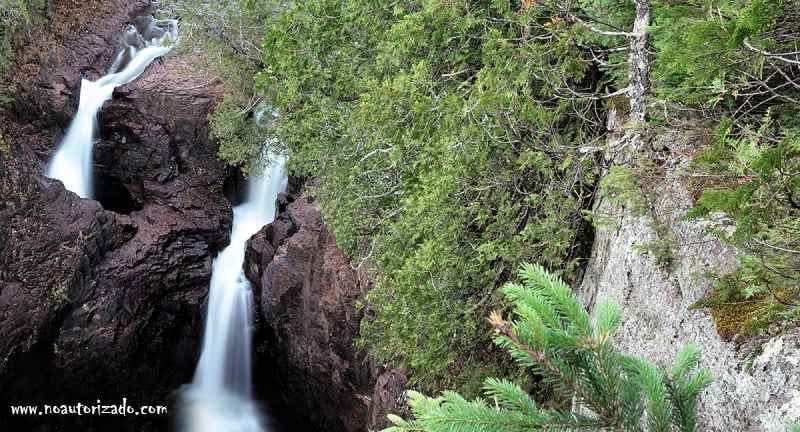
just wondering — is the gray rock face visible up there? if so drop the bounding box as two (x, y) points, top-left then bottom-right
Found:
(578, 131), (800, 431)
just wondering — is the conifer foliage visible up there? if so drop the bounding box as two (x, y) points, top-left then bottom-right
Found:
(385, 264), (713, 432)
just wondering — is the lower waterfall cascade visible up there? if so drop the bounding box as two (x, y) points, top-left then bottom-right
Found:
(179, 156), (288, 432)
(41, 15), (292, 430)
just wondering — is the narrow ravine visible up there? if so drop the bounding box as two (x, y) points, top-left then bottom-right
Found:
(39, 14), (291, 430)
(179, 156), (288, 432)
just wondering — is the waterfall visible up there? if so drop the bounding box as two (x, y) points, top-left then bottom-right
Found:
(180, 156), (288, 432)
(43, 15), (288, 429)
(45, 18), (178, 198)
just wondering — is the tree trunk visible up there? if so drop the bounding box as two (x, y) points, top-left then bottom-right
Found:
(627, 0), (651, 124)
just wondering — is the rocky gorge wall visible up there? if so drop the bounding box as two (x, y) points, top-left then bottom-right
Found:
(0, 1), (233, 430)
(244, 193), (408, 432)
(578, 130), (800, 431)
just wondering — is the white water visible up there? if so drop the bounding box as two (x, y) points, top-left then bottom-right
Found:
(45, 19), (178, 198)
(181, 156), (288, 432)
(44, 17), (287, 429)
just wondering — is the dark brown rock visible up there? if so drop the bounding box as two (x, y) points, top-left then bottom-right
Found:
(8, 0), (151, 129)
(367, 369), (411, 431)
(1, 1), (403, 431)
(244, 194), (407, 432)
(0, 1), (230, 430)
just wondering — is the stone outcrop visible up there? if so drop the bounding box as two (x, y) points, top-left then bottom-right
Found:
(578, 130), (800, 431)
(244, 193), (408, 432)
(0, 2), (230, 430)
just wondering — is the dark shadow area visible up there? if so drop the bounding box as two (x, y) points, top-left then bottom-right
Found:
(252, 326), (318, 432)
(223, 166), (247, 207)
(259, 399), (315, 432)
(93, 173), (143, 214)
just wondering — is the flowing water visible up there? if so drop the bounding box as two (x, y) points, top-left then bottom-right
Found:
(180, 156), (288, 432)
(45, 18), (178, 198)
(42, 16), (289, 430)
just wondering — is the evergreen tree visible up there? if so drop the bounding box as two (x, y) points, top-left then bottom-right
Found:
(385, 264), (713, 432)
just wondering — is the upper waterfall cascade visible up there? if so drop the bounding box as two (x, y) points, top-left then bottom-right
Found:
(45, 17), (178, 198)
(180, 156), (289, 432)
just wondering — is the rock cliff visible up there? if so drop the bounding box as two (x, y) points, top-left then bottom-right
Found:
(244, 193), (408, 432)
(0, 2), (406, 431)
(578, 130), (800, 431)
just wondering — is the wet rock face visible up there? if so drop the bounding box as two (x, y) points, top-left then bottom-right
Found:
(578, 130), (800, 431)
(0, 1), (229, 430)
(244, 194), (408, 432)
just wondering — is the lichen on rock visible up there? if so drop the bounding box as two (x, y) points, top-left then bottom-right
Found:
(578, 130), (800, 431)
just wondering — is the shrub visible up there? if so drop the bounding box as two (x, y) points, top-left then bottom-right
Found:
(257, 0), (613, 389)
(651, 0), (789, 110)
(689, 114), (800, 337)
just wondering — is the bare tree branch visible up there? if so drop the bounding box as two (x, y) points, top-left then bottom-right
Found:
(743, 38), (800, 65)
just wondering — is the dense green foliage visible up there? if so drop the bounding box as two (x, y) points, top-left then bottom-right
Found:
(650, 0), (790, 108)
(173, 0), (800, 399)
(385, 265), (713, 432)
(255, 0), (644, 388)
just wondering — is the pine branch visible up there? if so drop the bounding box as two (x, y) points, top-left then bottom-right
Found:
(385, 266), (711, 432)
(490, 312), (614, 422)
